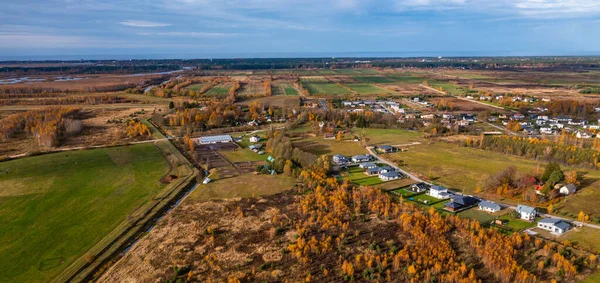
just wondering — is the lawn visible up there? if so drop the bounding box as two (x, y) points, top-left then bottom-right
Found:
(302, 82), (353, 96)
(0, 143), (170, 282)
(409, 193), (445, 205)
(352, 176), (384, 186)
(391, 188), (418, 197)
(374, 178), (415, 191)
(344, 83), (392, 95)
(352, 76), (395, 84)
(497, 214), (535, 231)
(355, 128), (423, 146)
(187, 173), (296, 200)
(458, 208), (496, 224)
(550, 227), (600, 254)
(274, 83), (299, 96)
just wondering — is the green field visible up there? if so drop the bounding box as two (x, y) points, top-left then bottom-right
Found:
(302, 82), (353, 95)
(0, 143), (170, 282)
(188, 173), (295, 200)
(220, 149), (268, 163)
(274, 83), (299, 96)
(353, 76), (395, 84)
(291, 136), (366, 156)
(386, 75), (426, 84)
(334, 69), (362, 75)
(410, 193), (445, 205)
(458, 208), (496, 224)
(205, 84), (232, 96)
(352, 176), (384, 186)
(344, 83), (391, 95)
(497, 214), (535, 231)
(357, 128), (423, 146)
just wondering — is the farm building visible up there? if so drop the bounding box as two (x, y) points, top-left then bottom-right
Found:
(198, 135), (233, 144)
(537, 218), (571, 234)
(376, 145), (398, 153)
(428, 185), (450, 199)
(559, 184), (577, 195)
(516, 205), (537, 221)
(478, 200), (501, 213)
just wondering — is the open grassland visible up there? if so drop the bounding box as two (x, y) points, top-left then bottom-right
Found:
(357, 128), (423, 146)
(344, 83), (392, 95)
(302, 82), (352, 96)
(219, 148), (268, 163)
(187, 173), (295, 200)
(0, 143), (170, 282)
(333, 69), (362, 75)
(205, 84), (232, 96)
(386, 75), (425, 84)
(383, 141), (544, 193)
(290, 136), (366, 156)
(273, 82), (299, 96)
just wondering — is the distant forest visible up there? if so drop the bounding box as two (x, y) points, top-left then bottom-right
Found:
(2, 56), (600, 75)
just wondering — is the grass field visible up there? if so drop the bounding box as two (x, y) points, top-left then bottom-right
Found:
(383, 141), (544, 193)
(219, 149), (268, 163)
(184, 83), (206, 91)
(188, 173), (295, 200)
(353, 76), (395, 84)
(273, 83), (299, 96)
(497, 214), (535, 231)
(410, 193), (445, 205)
(334, 69), (362, 75)
(302, 82), (353, 95)
(0, 143), (170, 282)
(351, 176), (384, 186)
(458, 208), (496, 224)
(205, 84), (232, 96)
(386, 75), (425, 84)
(373, 178), (415, 191)
(356, 128), (423, 146)
(344, 83), (392, 95)
(291, 136), (366, 156)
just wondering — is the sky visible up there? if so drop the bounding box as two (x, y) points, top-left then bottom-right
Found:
(1, 0), (600, 59)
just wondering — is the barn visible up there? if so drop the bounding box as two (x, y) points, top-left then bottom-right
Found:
(198, 135), (233, 144)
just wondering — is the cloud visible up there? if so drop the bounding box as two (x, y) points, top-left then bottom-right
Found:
(119, 20), (171, 27)
(137, 31), (236, 37)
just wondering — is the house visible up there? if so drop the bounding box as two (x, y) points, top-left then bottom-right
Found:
(478, 200), (501, 213)
(516, 205), (537, 221)
(352, 154), (371, 163)
(249, 135), (261, 143)
(410, 182), (430, 193)
(379, 171), (401, 181)
(249, 144), (264, 152)
(359, 162), (377, 169)
(367, 167), (382, 175)
(376, 145), (398, 153)
(444, 195), (479, 212)
(537, 218), (571, 234)
(559, 184), (577, 195)
(198, 134), (233, 144)
(248, 120), (260, 126)
(576, 132), (591, 139)
(332, 154), (349, 165)
(428, 185), (451, 199)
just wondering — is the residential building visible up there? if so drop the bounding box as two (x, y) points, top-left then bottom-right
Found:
(249, 135), (261, 143)
(352, 155), (371, 163)
(559, 184), (577, 195)
(516, 205), (537, 221)
(409, 182), (430, 193)
(428, 185), (451, 199)
(379, 171), (401, 181)
(376, 145), (398, 153)
(332, 154), (349, 165)
(444, 195), (479, 212)
(537, 218), (571, 234)
(359, 162), (377, 169)
(478, 200), (501, 213)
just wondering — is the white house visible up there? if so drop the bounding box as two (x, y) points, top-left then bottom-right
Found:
(478, 200), (501, 213)
(516, 205), (537, 221)
(559, 184), (577, 195)
(249, 135), (261, 143)
(352, 155), (371, 163)
(537, 218), (571, 234)
(358, 162), (377, 169)
(379, 171), (401, 181)
(332, 154), (348, 165)
(428, 186), (450, 199)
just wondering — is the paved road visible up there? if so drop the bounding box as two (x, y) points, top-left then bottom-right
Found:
(484, 122), (519, 136)
(368, 145), (600, 230)
(419, 84), (514, 113)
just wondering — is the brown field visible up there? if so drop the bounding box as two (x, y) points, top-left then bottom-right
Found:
(0, 73), (163, 93)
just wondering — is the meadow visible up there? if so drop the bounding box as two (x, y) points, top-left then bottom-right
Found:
(187, 173), (295, 200)
(290, 136), (366, 156)
(205, 84), (232, 96)
(302, 82), (352, 96)
(344, 83), (391, 95)
(353, 76), (395, 84)
(0, 143), (171, 282)
(354, 128), (423, 145)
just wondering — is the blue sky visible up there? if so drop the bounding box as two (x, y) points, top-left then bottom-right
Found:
(1, 0), (600, 59)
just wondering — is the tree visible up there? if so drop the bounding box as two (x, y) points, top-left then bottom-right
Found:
(547, 170), (564, 187)
(169, 101), (175, 109)
(284, 160), (293, 176)
(547, 204), (553, 214)
(578, 211), (585, 222)
(564, 170), (578, 184)
(541, 162), (561, 182)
